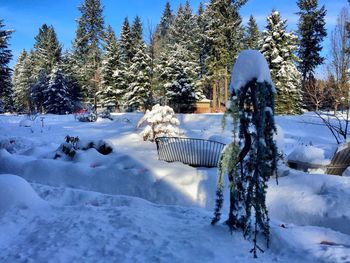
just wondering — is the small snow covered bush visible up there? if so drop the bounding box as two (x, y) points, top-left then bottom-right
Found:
(54, 136), (113, 160)
(76, 111), (97, 122)
(137, 104), (184, 142)
(99, 109), (113, 120)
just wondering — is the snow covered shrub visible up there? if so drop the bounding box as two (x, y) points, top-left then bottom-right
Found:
(99, 109), (113, 120)
(54, 136), (113, 160)
(0, 137), (34, 154)
(55, 135), (80, 159)
(212, 50), (278, 258)
(75, 107), (97, 122)
(137, 104), (184, 142)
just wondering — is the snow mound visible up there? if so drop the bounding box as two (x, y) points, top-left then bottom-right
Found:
(287, 145), (331, 165)
(19, 119), (34, 127)
(0, 137), (35, 154)
(230, 50), (274, 93)
(268, 172), (350, 235)
(0, 174), (45, 214)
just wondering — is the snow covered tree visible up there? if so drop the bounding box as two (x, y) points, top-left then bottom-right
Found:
(0, 19), (14, 112)
(244, 15), (260, 50)
(158, 44), (197, 113)
(31, 69), (49, 113)
(119, 18), (133, 65)
(99, 25), (121, 110)
(212, 50), (277, 258)
(33, 24), (62, 74)
(261, 11), (302, 114)
(137, 104), (184, 141)
(196, 2), (210, 84)
(61, 51), (82, 110)
(297, 0), (327, 104)
(44, 65), (73, 114)
(72, 0), (105, 104)
(124, 44), (152, 111)
(204, 0), (247, 108)
(131, 16), (143, 58)
(13, 50), (35, 112)
(156, 1), (173, 42)
(153, 1), (173, 62)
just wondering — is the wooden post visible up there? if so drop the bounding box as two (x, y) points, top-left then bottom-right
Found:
(225, 76), (229, 106)
(213, 82), (217, 111)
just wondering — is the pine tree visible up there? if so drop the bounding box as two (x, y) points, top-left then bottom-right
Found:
(244, 15), (260, 50)
(159, 44), (197, 113)
(44, 65), (73, 114)
(31, 69), (49, 113)
(72, 0), (105, 104)
(33, 24), (62, 74)
(197, 2), (210, 84)
(156, 1), (173, 41)
(124, 44), (152, 111)
(167, 2), (202, 98)
(119, 18), (133, 65)
(13, 50), (35, 112)
(0, 19), (14, 112)
(130, 16), (143, 58)
(260, 11), (302, 114)
(297, 0), (327, 91)
(61, 51), (82, 109)
(204, 0), (247, 107)
(99, 25), (122, 110)
(30, 24), (63, 112)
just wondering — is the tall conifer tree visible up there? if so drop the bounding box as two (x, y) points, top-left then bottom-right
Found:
(99, 25), (122, 110)
(120, 18), (133, 65)
(72, 0), (105, 104)
(244, 15), (260, 50)
(0, 19), (14, 112)
(261, 11), (302, 114)
(297, 0), (327, 94)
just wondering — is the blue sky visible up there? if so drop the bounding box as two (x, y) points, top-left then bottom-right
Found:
(0, 0), (348, 70)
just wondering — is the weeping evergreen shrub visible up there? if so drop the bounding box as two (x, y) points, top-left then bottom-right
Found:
(212, 50), (278, 258)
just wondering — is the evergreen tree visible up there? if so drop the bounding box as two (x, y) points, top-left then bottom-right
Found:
(167, 2), (202, 97)
(61, 51), (82, 109)
(130, 16), (143, 58)
(297, 0), (327, 90)
(204, 0), (247, 106)
(13, 50), (36, 112)
(44, 65), (73, 114)
(31, 69), (49, 113)
(99, 25), (122, 110)
(33, 24), (62, 74)
(124, 44), (152, 111)
(159, 44), (197, 113)
(72, 0), (105, 104)
(197, 2), (210, 84)
(261, 11), (302, 114)
(0, 19), (14, 112)
(212, 51), (277, 258)
(119, 18), (133, 65)
(244, 15), (260, 50)
(156, 1), (173, 41)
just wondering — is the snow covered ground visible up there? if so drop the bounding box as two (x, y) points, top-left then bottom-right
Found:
(0, 112), (350, 262)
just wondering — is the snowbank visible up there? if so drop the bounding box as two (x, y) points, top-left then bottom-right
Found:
(268, 172), (350, 235)
(287, 145), (331, 165)
(0, 174), (46, 214)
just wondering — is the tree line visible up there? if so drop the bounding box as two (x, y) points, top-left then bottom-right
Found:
(0, 0), (347, 115)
